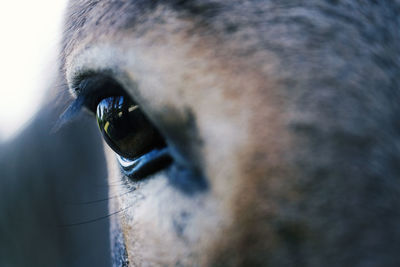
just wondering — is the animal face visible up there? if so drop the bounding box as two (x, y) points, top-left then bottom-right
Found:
(61, 1), (400, 266)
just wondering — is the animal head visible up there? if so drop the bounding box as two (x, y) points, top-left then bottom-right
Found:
(60, 1), (400, 266)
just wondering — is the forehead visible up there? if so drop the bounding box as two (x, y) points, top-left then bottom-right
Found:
(61, 0), (396, 75)
(61, 0), (400, 94)
(60, 0), (294, 72)
(63, 0), (231, 59)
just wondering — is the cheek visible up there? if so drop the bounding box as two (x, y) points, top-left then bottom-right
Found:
(105, 144), (224, 265)
(105, 146), (130, 266)
(106, 150), (261, 266)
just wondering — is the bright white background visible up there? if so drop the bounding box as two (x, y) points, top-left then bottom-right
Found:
(0, 0), (67, 141)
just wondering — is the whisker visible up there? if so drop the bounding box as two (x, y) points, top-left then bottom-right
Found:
(106, 181), (131, 187)
(95, 183), (129, 188)
(95, 178), (130, 187)
(65, 187), (136, 205)
(96, 183), (124, 188)
(58, 204), (134, 228)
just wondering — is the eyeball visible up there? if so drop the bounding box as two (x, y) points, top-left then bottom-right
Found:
(96, 96), (166, 160)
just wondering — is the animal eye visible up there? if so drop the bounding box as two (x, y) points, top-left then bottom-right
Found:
(96, 95), (172, 179)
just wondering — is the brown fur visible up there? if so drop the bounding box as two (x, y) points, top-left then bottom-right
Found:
(61, 1), (400, 266)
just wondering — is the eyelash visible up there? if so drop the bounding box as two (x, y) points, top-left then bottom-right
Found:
(53, 75), (127, 132)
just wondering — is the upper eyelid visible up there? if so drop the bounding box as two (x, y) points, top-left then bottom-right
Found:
(69, 68), (119, 95)
(70, 74), (109, 97)
(71, 74), (134, 112)
(53, 74), (131, 132)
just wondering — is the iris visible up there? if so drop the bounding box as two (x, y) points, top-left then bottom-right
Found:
(96, 96), (172, 179)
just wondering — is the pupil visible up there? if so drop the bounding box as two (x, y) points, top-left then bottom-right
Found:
(96, 96), (166, 159)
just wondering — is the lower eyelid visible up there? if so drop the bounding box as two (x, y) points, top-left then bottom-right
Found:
(117, 147), (173, 180)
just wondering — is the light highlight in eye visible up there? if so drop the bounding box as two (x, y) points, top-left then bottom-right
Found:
(117, 148), (172, 179)
(96, 95), (172, 179)
(96, 96), (165, 159)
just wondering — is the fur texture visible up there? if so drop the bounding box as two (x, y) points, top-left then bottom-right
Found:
(61, 0), (400, 265)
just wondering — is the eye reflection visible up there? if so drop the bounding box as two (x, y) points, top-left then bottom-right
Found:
(96, 96), (166, 160)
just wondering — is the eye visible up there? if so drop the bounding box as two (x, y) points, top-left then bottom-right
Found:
(96, 95), (172, 180)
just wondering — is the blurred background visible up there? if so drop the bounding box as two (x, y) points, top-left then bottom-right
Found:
(0, 1), (111, 266)
(0, 0), (66, 140)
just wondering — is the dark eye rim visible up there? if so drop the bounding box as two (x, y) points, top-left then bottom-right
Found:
(72, 73), (174, 180)
(70, 73), (208, 194)
(72, 73), (131, 113)
(117, 147), (173, 180)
